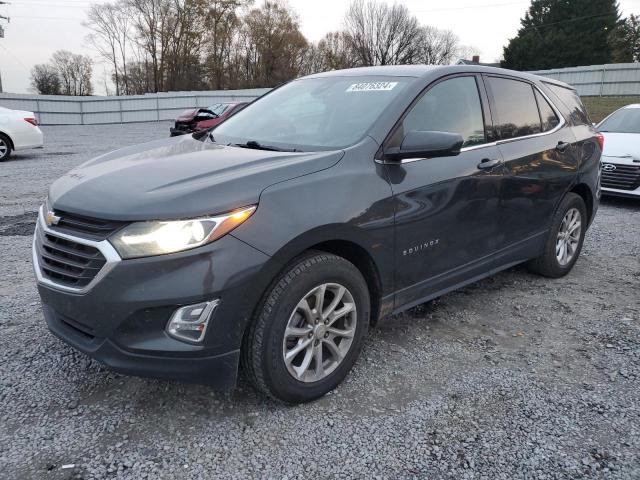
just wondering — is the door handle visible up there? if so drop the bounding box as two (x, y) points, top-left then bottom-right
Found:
(477, 158), (502, 170)
(556, 141), (571, 152)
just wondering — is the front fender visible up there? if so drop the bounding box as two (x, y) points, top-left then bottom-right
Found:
(231, 141), (396, 296)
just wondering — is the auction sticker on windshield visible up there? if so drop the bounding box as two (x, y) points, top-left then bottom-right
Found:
(346, 82), (398, 92)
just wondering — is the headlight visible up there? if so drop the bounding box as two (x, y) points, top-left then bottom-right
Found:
(110, 205), (256, 259)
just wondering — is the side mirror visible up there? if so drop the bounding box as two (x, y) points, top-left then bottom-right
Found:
(384, 130), (464, 161)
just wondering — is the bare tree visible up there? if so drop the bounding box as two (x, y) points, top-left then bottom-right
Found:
(84, 0), (474, 93)
(85, 1), (131, 95)
(318, 31), (358, 70)
(235, 1), (308, 88)
(203, 0), (249, 90)
(51, 50), (94, 96)
(344, 0), (422, 66)
(126, 0), (172, 92)
(121, 60), (155, 94)
(30, 64), (61, 95)
(417, 26), (460, 65)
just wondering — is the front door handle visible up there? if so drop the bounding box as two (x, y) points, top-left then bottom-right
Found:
(477, 158), (502, 170)
(556, 141), (571, 152)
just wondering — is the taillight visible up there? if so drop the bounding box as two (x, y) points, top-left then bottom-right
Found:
(24, 117), (38, 127)
(595, 132), (604, 151)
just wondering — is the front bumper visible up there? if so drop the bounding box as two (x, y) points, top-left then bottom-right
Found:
(43, 304), (240, 388)
(169, 127), (190, 137)
(33, 210), (273, 389)
(601, 185), (640, 199)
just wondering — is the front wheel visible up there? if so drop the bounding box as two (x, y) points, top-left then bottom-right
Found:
(242, 251), (370, 403)
(0, 134), (11, 161)
(528, 192), (587, 278)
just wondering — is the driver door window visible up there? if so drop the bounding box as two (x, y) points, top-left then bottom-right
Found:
(392, 76), (486, 149)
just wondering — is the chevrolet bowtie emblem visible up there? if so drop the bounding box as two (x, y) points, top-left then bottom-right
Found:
(45, 210), (61, 227)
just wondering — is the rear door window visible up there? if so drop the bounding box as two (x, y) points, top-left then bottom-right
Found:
(544, 83), (591, 126)
(534, 90), (560, 132)
(487, 76), (541, 140)
(395, 76), (486, 148)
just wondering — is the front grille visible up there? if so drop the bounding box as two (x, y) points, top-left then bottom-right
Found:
(50, 210), (124, 240)
(601, 163), (640, 191)
(35, 227), (107, 288)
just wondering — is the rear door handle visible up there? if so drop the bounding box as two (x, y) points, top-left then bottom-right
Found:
(477, 158), (502, 170)
(556, 141), (571, 152)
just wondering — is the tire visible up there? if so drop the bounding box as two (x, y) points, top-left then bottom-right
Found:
(242, 251), (370, 403)
(0, 134), (11, 162)
(527, 192), (587, 278)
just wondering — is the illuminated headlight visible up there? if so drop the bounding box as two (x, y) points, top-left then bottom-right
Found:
(110, 206), (256, 259)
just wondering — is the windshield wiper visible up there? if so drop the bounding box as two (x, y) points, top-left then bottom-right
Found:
(232, 140), (300, 152)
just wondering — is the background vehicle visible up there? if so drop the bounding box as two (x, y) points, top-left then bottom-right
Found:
(0, 106), (44, 161)
(169, 102), (248, 136)
(34, 66), (600, 404)
(597, 104), (640, 198)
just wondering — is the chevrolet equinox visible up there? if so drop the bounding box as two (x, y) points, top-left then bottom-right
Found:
(33, 66), (601, 403)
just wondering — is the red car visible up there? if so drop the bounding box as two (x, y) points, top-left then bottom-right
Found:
(169, 102), (248, 137)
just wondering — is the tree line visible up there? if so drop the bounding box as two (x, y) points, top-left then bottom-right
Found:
(502, 0), (640, 70)
(31, 0), (475, 96)
(31, 0), (640, 96)
(30, 51), (94, 96)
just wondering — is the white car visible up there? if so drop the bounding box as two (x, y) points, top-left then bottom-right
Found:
(0, 106), (44, 161)
(597, 104), (640, 198)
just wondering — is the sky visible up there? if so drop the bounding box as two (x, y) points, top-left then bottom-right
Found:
(1, 0), (639, 95)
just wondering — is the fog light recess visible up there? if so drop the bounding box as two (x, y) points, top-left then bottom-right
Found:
(166, 300), (220, 343)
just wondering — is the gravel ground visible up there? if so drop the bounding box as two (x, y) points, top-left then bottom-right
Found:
(1, 123), (639, 479)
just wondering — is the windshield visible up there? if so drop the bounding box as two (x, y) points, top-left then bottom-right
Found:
(213, 76), (410, 151)
(599, 108), (640, 134)
(208, 104), (231, 116)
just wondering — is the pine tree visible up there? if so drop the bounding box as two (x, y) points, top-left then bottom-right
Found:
(610, 14), (640, 62)
(502, 0), (622, 70)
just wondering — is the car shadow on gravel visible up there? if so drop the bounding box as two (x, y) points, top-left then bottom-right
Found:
(600, 195), (640, 210)
(65, 264), (540, 419)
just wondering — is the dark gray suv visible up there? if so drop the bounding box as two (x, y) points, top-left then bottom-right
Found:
(34, 65), (601, 403)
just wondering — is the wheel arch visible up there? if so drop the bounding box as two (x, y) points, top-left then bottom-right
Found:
(248, 226), (388, 329)
(0, 130), (14, 150)
(569, 182), (594, 225)
(306, 239), (383, 326)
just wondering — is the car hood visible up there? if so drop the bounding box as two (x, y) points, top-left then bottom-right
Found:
(175, 109), (201, 121)
(49, 136), (343, 221)
(601, 132), (640, 161)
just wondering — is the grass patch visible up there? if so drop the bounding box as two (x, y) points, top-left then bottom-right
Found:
(581, 96), (640, 123)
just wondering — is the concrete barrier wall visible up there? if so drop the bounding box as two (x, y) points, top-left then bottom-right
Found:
(2, 63), (639, 125)
(529, 63), (640, 97)
(0, 89), (270, 125)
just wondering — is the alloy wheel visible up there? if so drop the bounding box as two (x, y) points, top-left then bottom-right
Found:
(556, 207), (581, 266)
(0, 138), (7, 158)
(282, 283), (357, 383)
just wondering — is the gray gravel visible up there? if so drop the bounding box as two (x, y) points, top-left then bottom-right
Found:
(1, 123), (639, 479)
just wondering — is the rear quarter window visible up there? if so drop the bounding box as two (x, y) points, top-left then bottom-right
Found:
(543, 83), (591, 126)
(534, 90), (560, 132)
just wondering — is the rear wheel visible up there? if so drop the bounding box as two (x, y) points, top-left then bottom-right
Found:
(528, 192), (587, 278)
(242, 251), (370, 403)
(0, 134), (11, 161)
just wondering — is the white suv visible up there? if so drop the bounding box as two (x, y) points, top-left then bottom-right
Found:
(0, 106), (44, 161)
